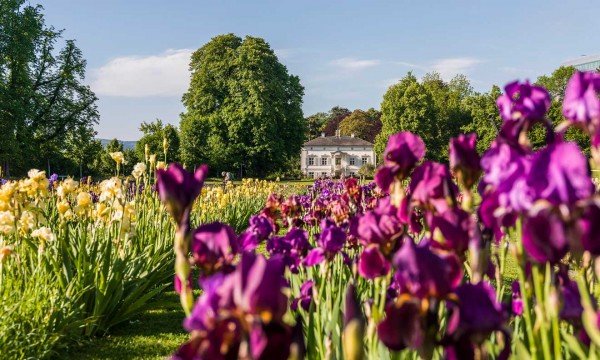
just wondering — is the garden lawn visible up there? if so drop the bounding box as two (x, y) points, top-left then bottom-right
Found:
(60, 292), (186, 360)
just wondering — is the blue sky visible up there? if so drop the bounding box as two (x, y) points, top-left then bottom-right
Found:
(37, 0), (599, 140)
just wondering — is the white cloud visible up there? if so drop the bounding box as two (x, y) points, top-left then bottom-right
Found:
(430, 57), (482, 80)
(330, 57), (381, 72)
(91, 49), (192, 97)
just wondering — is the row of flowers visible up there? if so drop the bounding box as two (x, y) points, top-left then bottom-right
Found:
(154, 70), (600, 359)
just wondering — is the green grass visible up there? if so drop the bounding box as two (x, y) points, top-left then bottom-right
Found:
(59, 292), (186, 360)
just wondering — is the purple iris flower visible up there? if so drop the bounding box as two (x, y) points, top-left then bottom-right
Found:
(190, 222), (238, 276)
(358, 244), (391, 279)
(511, 281), (523, 316)
(428, 207), (471, 255)
(291, 280), (314, 311)
(176, 253), (293, 360)
(558, 268), (583, 322)
(375, 131), (426, 191)
(239, 214), (274, 251)
(304, 220), (347, 266)
(231, 252), (289, 322)
(174, 318), (242, 360)
(478, 140), (531, 239)
(48, 173), (59, 188)
(355, 197), (403, 248)
(526, 141), (594, 207)
(522, 209), (569, 264)
(409, 161), (457, 213)
(156, 163), (208, 226)
(496, 80), (551, 123)
(449, 133), (481, 189)
(563, 71), (600, 127)
(354, 198), (404, 278)
(391, 238), (462, 299)
(579, 202), (600, 255)
(249, 321), (297, 360)
(377, 298), (426, 352)
(268, 227), (312, 273)
(444, 282), (509, 360)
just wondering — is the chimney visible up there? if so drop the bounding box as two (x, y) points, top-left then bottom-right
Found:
(351, 133), (355, 138)
(321, 132), (325, 137)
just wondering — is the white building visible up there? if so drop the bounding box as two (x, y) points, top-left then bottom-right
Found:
(300, 130), (376, 178)
(562, 54), (600, 71)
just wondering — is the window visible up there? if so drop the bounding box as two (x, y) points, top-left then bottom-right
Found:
(349, 157), (355, 166)
(308, 172), (314, 178)
(321, 172), (328, 177)
(335, 157), (341, 165)
(308, 157), (315, 166)
(362, 156), (369, 165)
(321, 157), (328, 166)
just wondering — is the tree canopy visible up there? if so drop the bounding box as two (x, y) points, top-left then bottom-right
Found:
(135, 119), (180, 163)
(0, 0), (99, 176)
(338, 108), (381, 142)
(179, 34), (305, 177)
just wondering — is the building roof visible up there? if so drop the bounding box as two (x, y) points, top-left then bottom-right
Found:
(303, 135), (374, 147)
(562, 54), (600, 67)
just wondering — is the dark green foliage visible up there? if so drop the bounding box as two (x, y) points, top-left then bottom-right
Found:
(375, 73), (437, 159)
(321, 106), (352, 136)
(0, 0), (99, 176)
(338, 108), (382, 142)
(305, 112), (329, 140)
(179, 34), (305, 177)
(461, 85), (503, 153)
(135, 119), (180, 163)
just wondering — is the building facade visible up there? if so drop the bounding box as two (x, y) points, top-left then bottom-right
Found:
(300, 131), (376, 178)
(562, 54), (600, 71)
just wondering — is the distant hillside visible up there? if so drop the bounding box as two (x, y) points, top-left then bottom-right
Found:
(98, 139), (137, 150)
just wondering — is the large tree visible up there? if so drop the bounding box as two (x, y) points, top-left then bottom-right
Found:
(179, 34), (305, 177)
(375, 73), (436, 159)
(338, 108), (381, 142)
(421, 72), (473, 161)
(0, 0), (99, 176)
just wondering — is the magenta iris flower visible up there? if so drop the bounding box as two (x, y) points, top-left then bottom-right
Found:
(377, 298), (425, 352)
(496, 80), (551, 123)
(156, 163), (208, 226)
(428, 207), (471, 255)
(449, 133), (481, 189)
(304, 220), (347, 266)
(409, 161), (457, 213)
(190, 222), (238, 276)
(291, 280), (314, 311)
(563, 71), (600, 127)
(444, 282), (509, 360)
(358, 244), (391, 279)
(522, 209), (569, 264)
(579, 202), (600, 255)
(354, 198), (404, 279)
(267, 227), (312, 273)
(558, 268), (583, 322)
(176, 253), (293, 360)
(526, 141), (594, 207)
(511, 281), (523, 317)
(375, 131), (426, 191)
(391, 238), (462, 299)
